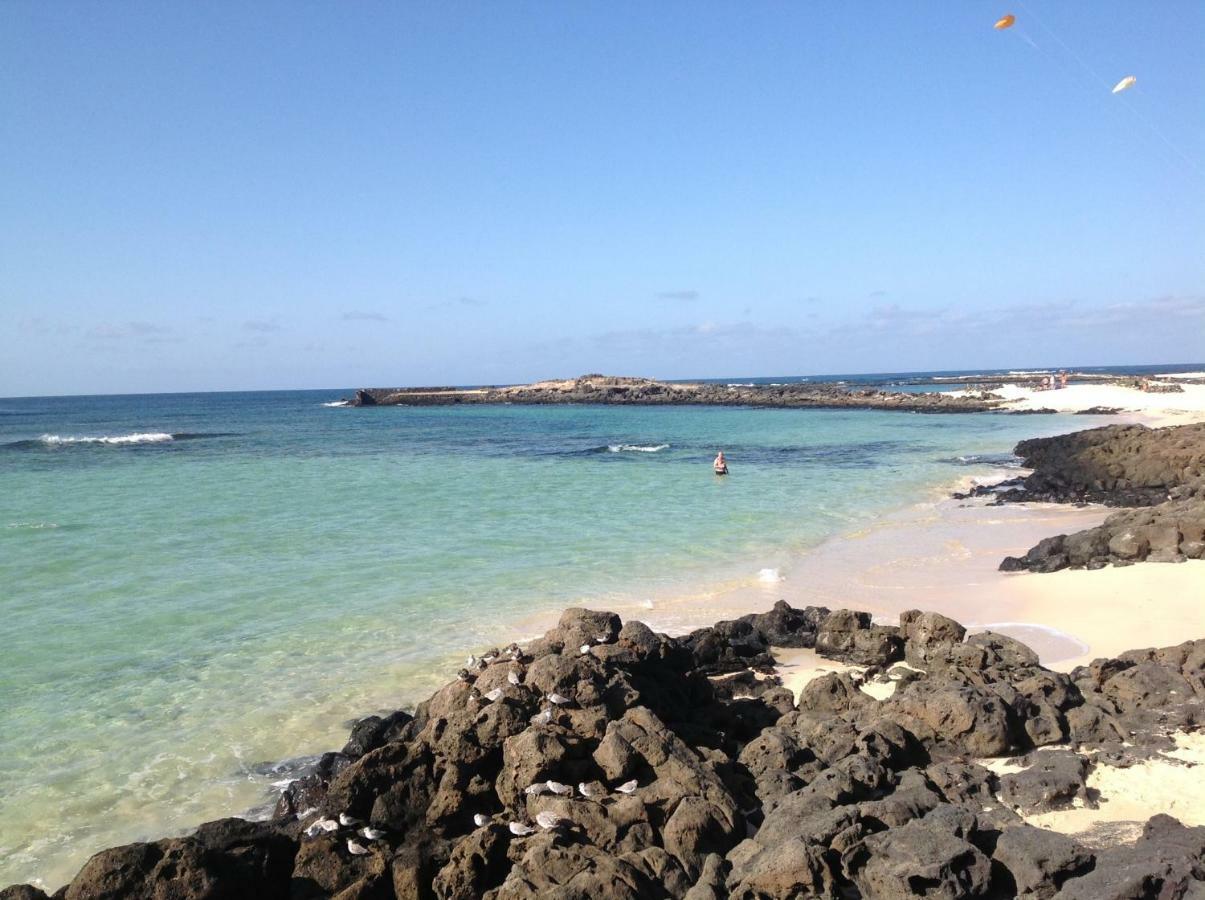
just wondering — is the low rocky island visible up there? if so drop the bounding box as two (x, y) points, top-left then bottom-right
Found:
(349, 375), (1003, 413)
(9, 601), (1205, 899)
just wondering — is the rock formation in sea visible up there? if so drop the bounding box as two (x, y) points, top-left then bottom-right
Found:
(9, 602), (1205, 899)
(348, 375), (1002, 414)
(983, 423), (1205, 572)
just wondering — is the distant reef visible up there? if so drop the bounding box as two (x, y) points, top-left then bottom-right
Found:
(349, 374), (1002, 413)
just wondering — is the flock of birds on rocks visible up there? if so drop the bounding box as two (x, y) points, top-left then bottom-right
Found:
(297, 633), (640, 857)
(300, 811), (387, 857)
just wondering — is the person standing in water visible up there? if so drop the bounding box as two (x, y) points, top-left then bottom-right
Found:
(713, 451), (728, 475)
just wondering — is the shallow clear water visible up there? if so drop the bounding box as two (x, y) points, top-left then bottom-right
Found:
(0, 390), (1104, 887)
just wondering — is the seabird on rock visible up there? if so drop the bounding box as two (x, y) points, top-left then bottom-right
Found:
(578, 782), (600, 799)
(466, 655), (478, 669)
(347, 839), (370, 856)
(524, 782), (550, 796)
(547, 693), (570, 705)
(616, 779), (638, 794)
(473, 813), (489, 827)
(535, 811), (567, 830)
(508, 822), (536, 836)
(594, 634), (608, 643)
(338, 813), (362, 827)
(484, 688), (503, 702)
(530, 709), (553, 726)
(359, 827), (386, 841)
(315, 818), (340, 832)
(507, 670), (521, 685)
(545, 780), (572, 796)
(579, 644), (591, 655)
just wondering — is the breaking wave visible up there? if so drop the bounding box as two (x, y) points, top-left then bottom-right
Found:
(607, 443), (669, 453)
(3, 432), (237, 450)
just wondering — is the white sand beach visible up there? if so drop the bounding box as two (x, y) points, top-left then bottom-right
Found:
(974, 382), (1205, 426)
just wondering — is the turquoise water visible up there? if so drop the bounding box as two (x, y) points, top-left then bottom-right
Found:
(0, 391), (1099, 888)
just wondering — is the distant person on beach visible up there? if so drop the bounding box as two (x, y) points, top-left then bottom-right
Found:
(1059, 371), (1068, 389)
(713, 451), (728, 476)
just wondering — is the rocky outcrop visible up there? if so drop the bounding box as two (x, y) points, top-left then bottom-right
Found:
(987, 423), (1205, 572)
(12, 603), (1205, 899)
(998, 423), (1205, 507)
(349, 375), (1003, 414)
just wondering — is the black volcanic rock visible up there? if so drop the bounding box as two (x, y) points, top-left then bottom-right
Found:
(12, 603), (1205, 900)
(988, 423), (1205, 572)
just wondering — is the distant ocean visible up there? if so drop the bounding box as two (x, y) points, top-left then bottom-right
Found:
(0, 365), (1195, 888)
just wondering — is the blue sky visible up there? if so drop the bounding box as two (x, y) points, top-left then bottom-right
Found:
(2, 1), (1202, 395)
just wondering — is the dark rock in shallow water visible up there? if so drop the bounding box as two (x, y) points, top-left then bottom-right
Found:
(343, 710), (415, 759)
(15, 602), (1205, 900)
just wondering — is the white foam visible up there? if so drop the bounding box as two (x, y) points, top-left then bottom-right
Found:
(757, 568), (784, 583)
(608, 444), (669, 453)
(321, 401), (349, 408)
(40, 432), (174, 445)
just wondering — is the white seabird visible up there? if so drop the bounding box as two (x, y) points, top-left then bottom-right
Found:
(338, 813), (362, 827)
(616, 779), (638, 794)
(508, 821), (536, 836)
(484, 688), (503, 702)
(536, 811), (566, 830)
(315, 818), (340, 832)
(359, 827), (386, 841)
(507, 670), (521, 685)
(530, 709), (553, 726)
(473, 813), (489, 827)
(347, 839), (370, 856)
(524, 782), (550, 796)
(578, 782), (600, 799)
(547, 693), (571, 705)
(545, 780), (573, 796)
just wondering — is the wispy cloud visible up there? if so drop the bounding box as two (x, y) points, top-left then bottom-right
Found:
(341, 311), (390, 322)
(830, 295), (1205, 341)
(87, 321), (174, 341)
(655, 289), (700, 301)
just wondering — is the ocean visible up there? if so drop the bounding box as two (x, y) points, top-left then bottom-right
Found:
(0, 382), (1148, 887)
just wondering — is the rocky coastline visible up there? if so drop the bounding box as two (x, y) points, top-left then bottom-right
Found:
(955, 423), (1205, 572)
(8, 601), (1205, 900)
(349, 375), (1003, 414)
